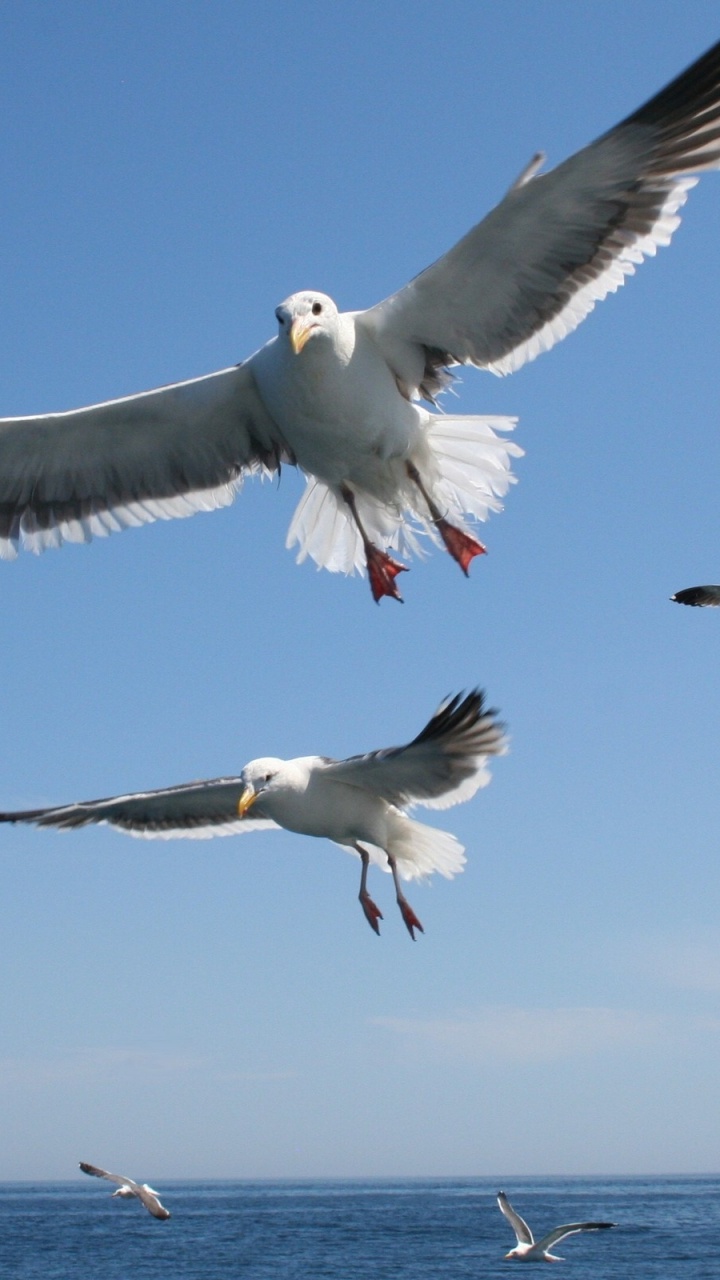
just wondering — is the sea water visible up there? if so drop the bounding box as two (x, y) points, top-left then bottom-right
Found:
(1, 1175), (718, 1279)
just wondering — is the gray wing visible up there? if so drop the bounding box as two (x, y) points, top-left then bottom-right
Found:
(136, 1185), (171, 1220)
(323, 690), (507, 810)
(0, 359), (290, 558)
(360, 40), (720, 396)
(79, 1161), (137, 1191)
(671, 585), (720, 606)
(1, 777), (280, 839)
(534, 1222), (616, 1252)
(497, 1191), (534, 1245)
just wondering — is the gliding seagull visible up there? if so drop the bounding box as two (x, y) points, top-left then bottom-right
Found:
(1, 43), (720, 599)
(497, 1191), (615, 1262)
(79, 1161), (171, 1220)
(0, 691), (505, 937)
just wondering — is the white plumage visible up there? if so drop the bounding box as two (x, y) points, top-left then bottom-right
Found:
(1, 42), (719, 598)
(79, 1162), (171, 1220)
(497, 1191), (615, 1262)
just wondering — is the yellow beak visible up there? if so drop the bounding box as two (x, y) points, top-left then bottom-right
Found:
(238, 785), (258, 817)
(289, 316), (315, 355)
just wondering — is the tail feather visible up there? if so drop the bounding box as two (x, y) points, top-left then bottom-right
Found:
(386, 813), (466, 883)
(286, 414), (521, 575)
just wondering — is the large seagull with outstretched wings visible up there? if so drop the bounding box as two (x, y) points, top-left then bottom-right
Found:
(2, 42), (720, 600)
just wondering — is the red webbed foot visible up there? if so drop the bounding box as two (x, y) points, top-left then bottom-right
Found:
(397, 897), (424, 941)
(366, 545), (408, 603)
(436, 519), (486, 576)
(360, 891), (384, 935)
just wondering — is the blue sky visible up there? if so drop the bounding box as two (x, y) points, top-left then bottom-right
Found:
(1, 0), (720, 1180)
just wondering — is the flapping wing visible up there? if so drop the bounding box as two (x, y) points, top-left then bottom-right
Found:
(79, 1161), (136, 1191)
(137, 1185), (171, 1220)
(1, 777), (280, 839)
(0, 359), (289, 558)
(497, 1191), (533, 1245)
(534, 1222), (616, 1252)
(671, 585), (720, 606)
(360, 40), (720, 394)
(324, 690), (507, 811)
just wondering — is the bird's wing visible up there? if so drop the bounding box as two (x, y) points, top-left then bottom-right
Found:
(671, 585), (720, 606)
(359, 40), (720, 394)
(497, 1191), (534, 1245)
(322, 690), (507, 810)
(534, 1222), (616, 1252)
(79, 1161), (137, 1192)
(137, 1185), (171, 1219)
(0, 360), (289, 558)
(1, 778), (280, 839)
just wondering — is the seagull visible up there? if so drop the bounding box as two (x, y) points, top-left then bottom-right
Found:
(671, 585), (720, 606)
(0, 690), (505, 937)
(79, 1161), (171, 1220)
(497, 1191), (615, 1262)
(1, 45), (720, 600)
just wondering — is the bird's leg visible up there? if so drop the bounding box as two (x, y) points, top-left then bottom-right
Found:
(340, 484), (407, 603)
(405, 461), (486, 575)
(355, 844), (383, 935)
(387, 853), (424, 940)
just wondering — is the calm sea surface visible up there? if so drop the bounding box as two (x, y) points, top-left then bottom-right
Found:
(1, 1176), (718, 1279)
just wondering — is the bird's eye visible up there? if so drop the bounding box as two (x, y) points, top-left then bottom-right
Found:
(312, 302), (322, 316)
(275, 310), (284, 325)
(264, 772), (273, 783)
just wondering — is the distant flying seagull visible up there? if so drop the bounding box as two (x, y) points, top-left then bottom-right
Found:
(79, 1161), (171, 1220)
(497, 1191), (615, 1262)
(1, 46), (720, 599)
(671, 585), (720, 606)
(0, 691), (505, 937)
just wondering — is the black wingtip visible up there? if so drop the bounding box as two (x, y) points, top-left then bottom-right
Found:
(671, 585), (720, 607)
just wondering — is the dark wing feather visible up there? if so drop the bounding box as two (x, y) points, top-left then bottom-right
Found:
(324, 690), (506, 810)
(361, 40), (720, 393)
(1, 777), (278, 838)
(671, 585), (720, 606)
(0, 360), (290, 558)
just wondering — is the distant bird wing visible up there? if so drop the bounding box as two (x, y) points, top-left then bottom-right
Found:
(0, 361), (289, 559)
(1, 778), (280, 838)
(79, 1161), (137, 1192)
(361, 40), (720, 394)
(323, 690), (507, 810)
(534, 1222), (616, 1252)
(136, 1184), (171, 1220)
(671, 585), (720, 606)
(497, 1191), (534, 1245)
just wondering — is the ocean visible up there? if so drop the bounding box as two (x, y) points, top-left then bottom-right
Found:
(1, 1176), (718, 1278)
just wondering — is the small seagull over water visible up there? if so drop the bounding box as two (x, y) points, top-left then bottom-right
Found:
(0, 691), (505, 937)
(497, 1191), (615, 1262)
(79, 1162), (171, 1220)
(1, 46), (720, 600)
(671, 585), (720, 606)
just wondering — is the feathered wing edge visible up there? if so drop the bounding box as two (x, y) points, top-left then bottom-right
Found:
(286, 413), (522, 575)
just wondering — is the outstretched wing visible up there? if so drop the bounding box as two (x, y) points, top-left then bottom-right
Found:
(323, 690), (507, 810)
(497, 1191), (533, 1245)
(79, 1161), (136, 1192)
(671, 585), (720, 606)
(1, 777), (280, 839)
(360, 40), (720, 396)
(534, 1222), (616, 1253)
(0, 359), (289, 559)
(136, 1185), (171, 1220)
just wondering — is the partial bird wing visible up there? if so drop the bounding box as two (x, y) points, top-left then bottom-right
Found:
(360, 40), (720, 394)
(79, 1161), (137, 1192)
(534, 1222), (616, 1253)
(323, 690), (507, 810)
(0, 360), (289, 558)
(671, 585), (720, 606)
(497, 1191), (534, 1245)
(0, 778), (280, 838)
(136, 1185), (171, 1220)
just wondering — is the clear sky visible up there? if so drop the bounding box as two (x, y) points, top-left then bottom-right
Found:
(1, 0), (719, 1181)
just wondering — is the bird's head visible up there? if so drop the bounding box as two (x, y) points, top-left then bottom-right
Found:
(238, 758), (286, 815)
(274, 291), (338, 354)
